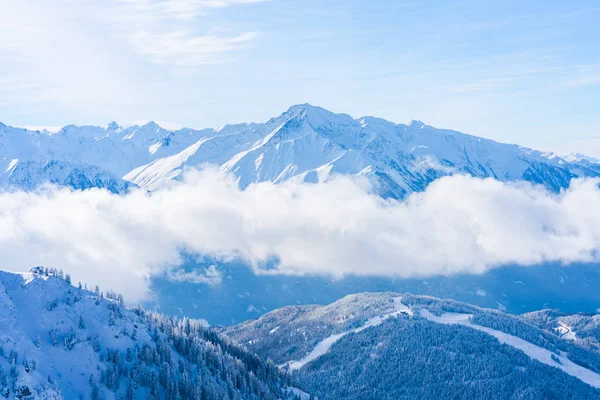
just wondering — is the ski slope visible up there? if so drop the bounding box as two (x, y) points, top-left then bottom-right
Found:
(420, 309), (600, 388)
(284, 296), (412, 371)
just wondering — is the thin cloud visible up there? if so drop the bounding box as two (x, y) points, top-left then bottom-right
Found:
(441, 77), (517, 94)
(112, 0), (266, 65)
(129, 30), (261, 66)
(166, 265), (223, 285)
(0, 1), (140, 111)
(565, 74), (600, 87)
(1, 169), (600, 302)
(117, 0), (269, 21)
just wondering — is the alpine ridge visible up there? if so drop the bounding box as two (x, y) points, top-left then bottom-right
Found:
(1, 104), (598, 197)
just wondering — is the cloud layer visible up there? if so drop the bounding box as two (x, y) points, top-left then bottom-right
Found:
(0, 169), (599, 301)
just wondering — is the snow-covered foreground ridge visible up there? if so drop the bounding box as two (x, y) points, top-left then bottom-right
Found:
(0, 269), (304, 400)
(226, 293), (600, 392)
(2, 104), (600, 197)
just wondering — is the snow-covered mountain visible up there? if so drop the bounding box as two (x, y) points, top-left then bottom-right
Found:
(2, 105), (599, 196)
(224, 292), (600, 399)
(0, 268), (306, 400)
(523, 309), (600, 351)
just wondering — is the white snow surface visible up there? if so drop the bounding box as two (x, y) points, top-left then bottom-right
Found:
(0, 270), (150, 398)
(555, 322), (577, 340)
(5, 159), (18, 172)
(420, 309), (600, 389)
(0, 269), (291, 399)
(286, 386), (313, 400)
(2, 104), (599, 196)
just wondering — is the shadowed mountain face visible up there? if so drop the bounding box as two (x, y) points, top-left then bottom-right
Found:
(1, 104), (599, 196)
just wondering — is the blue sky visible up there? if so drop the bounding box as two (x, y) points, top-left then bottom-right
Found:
(0, 0), (599, 151)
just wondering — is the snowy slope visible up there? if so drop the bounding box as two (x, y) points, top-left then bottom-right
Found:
(3, 160), (131, 193)
(419, 309), (600, 388)
(225, 292), (600, 399)
(282, 297), (413, 371)
(2, 105), (600, 196)
(523, 309), (600, 349)
(0, 269), (304, 400)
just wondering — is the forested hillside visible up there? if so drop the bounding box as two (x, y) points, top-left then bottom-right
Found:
(0, 269), (306, 399)
(226, 293), (600, 399)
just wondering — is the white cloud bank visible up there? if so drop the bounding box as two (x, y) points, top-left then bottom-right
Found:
(0, 170), (599, 301)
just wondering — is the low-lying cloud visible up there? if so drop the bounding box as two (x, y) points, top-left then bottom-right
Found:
(1, 169), (599, 301)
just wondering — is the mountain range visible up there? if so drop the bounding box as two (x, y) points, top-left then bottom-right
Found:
(1, 104), (598, 197)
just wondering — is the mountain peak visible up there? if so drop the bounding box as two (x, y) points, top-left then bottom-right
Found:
(285, 103), (320, 111)
(141, 120), (161, 130)
(283, 104), (355, 128)
(285, 103), (330, 117)
(408, 119), (426, 128)
(106, 121), (120, 131)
